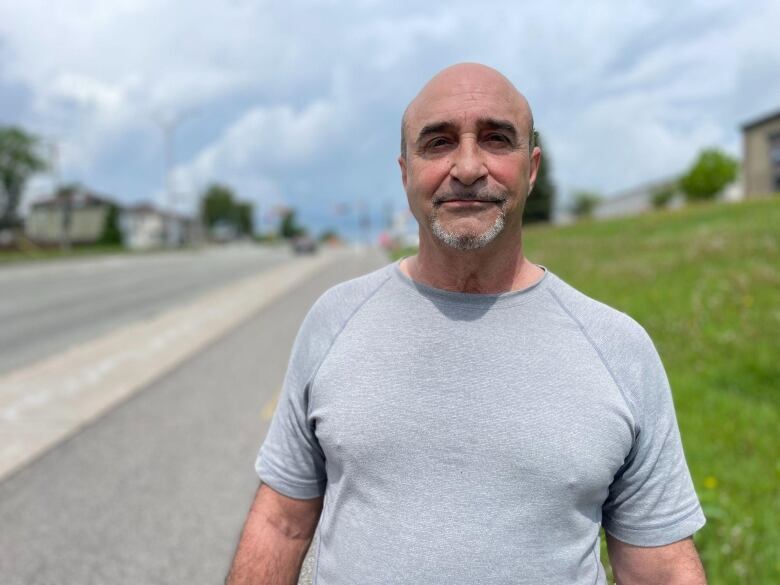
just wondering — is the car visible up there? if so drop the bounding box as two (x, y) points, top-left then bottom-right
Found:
(291, 235), (318, 254)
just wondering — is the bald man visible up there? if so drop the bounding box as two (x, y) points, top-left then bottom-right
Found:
(226, 64), (707, 585)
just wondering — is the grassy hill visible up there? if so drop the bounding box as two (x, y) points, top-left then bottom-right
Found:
(398, 196), (780, 583)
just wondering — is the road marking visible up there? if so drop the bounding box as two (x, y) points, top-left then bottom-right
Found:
(0, 250), (345, 481)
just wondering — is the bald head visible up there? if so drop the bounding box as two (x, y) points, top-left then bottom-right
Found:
(401, 63), (535, 158)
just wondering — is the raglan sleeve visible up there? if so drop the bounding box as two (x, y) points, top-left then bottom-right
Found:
(601, 326), (706, 546)
(254, 302), (328, 499)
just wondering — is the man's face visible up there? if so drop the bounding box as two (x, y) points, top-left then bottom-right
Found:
(399, 69), (540, 251)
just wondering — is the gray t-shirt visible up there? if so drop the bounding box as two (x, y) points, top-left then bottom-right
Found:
(256, 260), (705, 584)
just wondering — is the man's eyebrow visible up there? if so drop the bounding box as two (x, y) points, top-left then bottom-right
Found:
(478, 118), (518, 139)
(415, 121), (457, 143)
(414, 118), (520, 144)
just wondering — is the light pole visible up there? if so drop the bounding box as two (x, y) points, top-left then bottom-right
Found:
(154, 111), (191, 246)
(45, 139), (72, 252)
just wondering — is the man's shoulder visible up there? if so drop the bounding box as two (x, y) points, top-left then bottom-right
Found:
(545, 271), (667, 419)
(301, 261), (395, 337)
(545, 271), (654, 358)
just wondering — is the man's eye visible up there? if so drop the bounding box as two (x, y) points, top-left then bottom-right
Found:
(426, 137), (451, 149)
(485, 134), (511, 145)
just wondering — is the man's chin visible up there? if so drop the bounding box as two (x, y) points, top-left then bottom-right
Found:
(429, 216), (506, 251)
(435, 217), (495, 235)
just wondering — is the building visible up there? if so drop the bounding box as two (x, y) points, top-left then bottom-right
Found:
(120, 203), (168, 250)
(742, 108), (780, 197)
(593, 175), (684, 220)
(593, 171), (744, 221)
(25, 187), (118, 246)
(120, 203), (202, 249)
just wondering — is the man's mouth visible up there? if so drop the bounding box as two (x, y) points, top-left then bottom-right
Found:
(435, 197), (505, 207)
(433, 197), (504, 207)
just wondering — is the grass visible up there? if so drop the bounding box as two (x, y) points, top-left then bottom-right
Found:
(394, 196), (780, 583)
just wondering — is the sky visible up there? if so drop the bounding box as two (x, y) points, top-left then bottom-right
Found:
(1, 0), (779, 239)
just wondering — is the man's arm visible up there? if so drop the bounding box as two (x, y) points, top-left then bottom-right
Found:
(226, 483), (323, 585)
(606, 533), (707, 584)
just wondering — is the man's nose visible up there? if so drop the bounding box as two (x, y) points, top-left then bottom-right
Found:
(449, 139), (487, 186)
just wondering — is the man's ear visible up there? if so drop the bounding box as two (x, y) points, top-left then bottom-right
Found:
(527, 146), (542, 193)
(398, 155), (408, 189)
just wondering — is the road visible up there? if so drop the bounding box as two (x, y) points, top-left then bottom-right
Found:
(0, 248), (386, 585)
(0, 245), (293, 374)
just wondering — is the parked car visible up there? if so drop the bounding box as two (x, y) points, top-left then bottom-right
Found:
(291, 235), (318, 254)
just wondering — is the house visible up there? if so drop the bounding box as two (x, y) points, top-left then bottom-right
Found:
(120, 203), (167, 250)
(25, 187), (119, 246)
(593, 170), (744, 221)
(742, 108), (780, 196)
(120, 203), (202, 249)
(593, 175), (684, 220)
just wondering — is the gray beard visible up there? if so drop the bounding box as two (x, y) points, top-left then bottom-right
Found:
(428, 206), (507, 251)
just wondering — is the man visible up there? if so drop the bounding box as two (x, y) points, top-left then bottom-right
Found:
(227, 63), (707, 584)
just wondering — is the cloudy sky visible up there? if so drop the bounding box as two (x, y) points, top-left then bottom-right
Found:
(1, 0), (778, 238)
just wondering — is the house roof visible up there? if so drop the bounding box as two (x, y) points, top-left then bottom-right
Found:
(742, 108), (780, 131)
(32, 188), (117, 210)
(124, 203), (160, 214)
(604, 174), (680, 204)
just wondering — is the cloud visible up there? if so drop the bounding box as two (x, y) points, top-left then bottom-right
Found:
(173, 95), (351, 211)
(1, 0), (778, 233)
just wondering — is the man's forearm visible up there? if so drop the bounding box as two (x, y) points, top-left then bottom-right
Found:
(608, 535), (707, 585)
(614, 562), (707, 585)
(226, 485), (322, 585)
(225, 511), (314, 585)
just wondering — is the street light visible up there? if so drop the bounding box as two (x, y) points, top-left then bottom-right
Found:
(153, 110), (193, 246)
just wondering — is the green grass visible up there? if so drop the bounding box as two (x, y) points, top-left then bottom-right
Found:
(395, 196), (780, 583)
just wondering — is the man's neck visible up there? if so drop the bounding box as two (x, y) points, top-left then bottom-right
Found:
(401, 232), (543, 294)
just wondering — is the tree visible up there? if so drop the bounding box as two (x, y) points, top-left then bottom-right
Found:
(319, 228), (341, 243)
(199, 183), (254, 237)
(200, 183), (237, 229)
(571, 191), (601, 219)
(0, 126), (47, 230)
(279, 208), (305, 239)
(236, 202), (254, 236)
(679, 148), (738, 202)
(523, 132), (556, 224)
(651, 186), (676, 210)
(99, 203), (123, 246)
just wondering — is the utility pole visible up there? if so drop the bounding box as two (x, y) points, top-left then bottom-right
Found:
(357, 198), (371, 247)
(47, 140), (72, 252)
(154, 111), (191, 246)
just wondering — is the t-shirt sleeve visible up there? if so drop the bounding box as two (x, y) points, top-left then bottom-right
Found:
(601, 327), (706, 546)
(254, 308), (328, 499)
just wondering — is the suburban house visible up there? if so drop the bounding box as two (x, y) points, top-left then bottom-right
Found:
(120, 203), (201, 249)
(593, 175), (684, 220)
(742, 108), (780, 196)
(25, 187), (118, 246)
(593, 174), (744, 221)
(120, 203), (167, 250)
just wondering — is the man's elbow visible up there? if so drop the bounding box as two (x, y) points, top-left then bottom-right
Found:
(259, 506), (318, 542)
(252, 483), (323, 541)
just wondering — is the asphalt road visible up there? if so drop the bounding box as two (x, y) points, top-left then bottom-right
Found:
(0, 245), (293, 375)
(0, 249), (387, 585)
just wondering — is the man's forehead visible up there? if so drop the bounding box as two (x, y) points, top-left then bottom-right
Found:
(405, 65), (530, 134)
